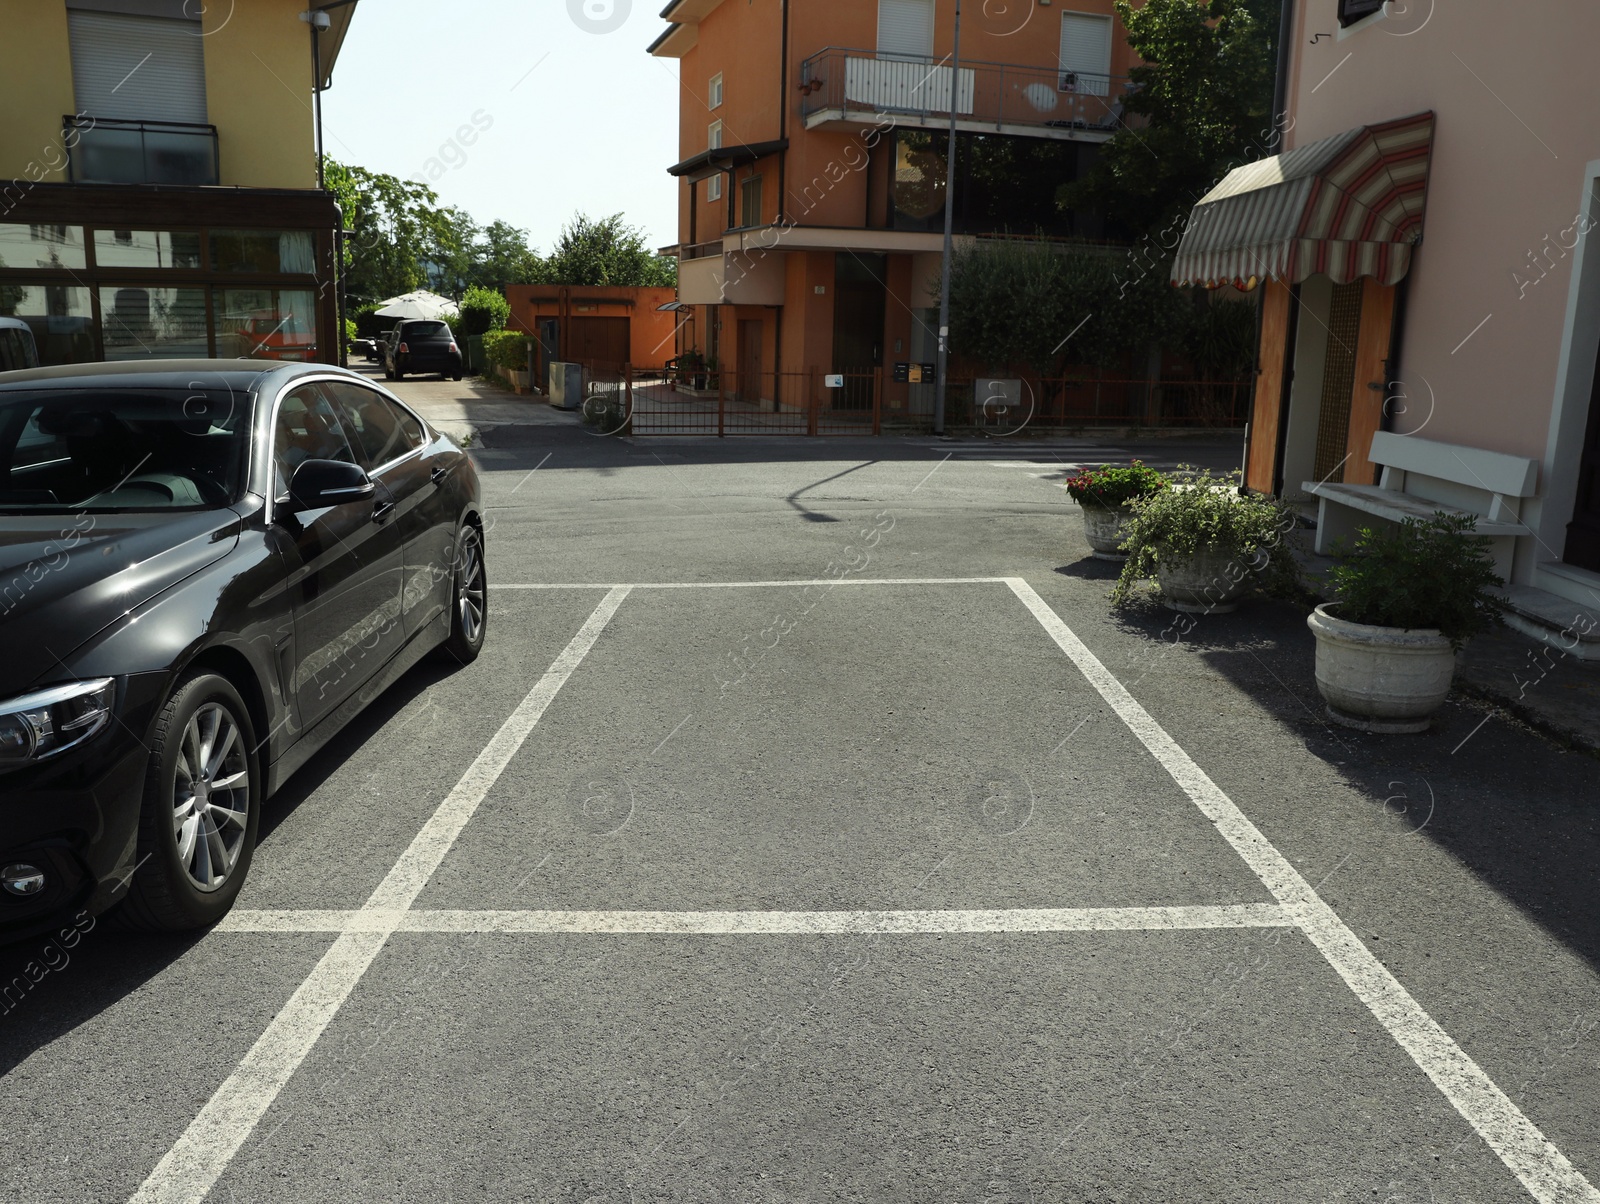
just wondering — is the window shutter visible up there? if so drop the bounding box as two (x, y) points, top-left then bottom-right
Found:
(1058, 11), (1113, 97)
(69, 10), (207, 123)
(1338, 0), (1385, 26)
(877, 0), (934, 60)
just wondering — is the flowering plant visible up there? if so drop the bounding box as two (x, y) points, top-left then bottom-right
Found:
(1064, 461), (1169, 509)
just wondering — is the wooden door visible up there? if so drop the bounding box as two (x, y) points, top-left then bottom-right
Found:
(1564, 342), (1600, 571)
(738, 319), (762, 402)
(568, 316), (629, 367)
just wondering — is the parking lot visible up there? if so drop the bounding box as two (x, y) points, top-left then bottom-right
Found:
(3, 425), (1598, 1204)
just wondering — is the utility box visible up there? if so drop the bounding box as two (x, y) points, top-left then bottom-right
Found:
(548, 362), (583, 410)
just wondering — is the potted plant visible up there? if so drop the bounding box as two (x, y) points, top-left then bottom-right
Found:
(704, 355), (720, 391)
(1065, 461), (1168, 560)
(677, 348), (706, 389)
(1113, 468), (1303, 613)
(1308, 513), (1505, 732)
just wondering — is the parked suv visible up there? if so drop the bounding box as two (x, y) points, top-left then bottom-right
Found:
(384, 319), (462, 382)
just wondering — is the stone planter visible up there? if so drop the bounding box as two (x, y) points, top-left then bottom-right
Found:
(1081, 504), (1136, 560)
(1307, 603), (1455, 733)
(1153, 547), (1250, 613)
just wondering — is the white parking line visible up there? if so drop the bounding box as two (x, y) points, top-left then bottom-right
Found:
(216, 903), (1293, 935)
(493, 578), (1010, 589)
(1004, 577), (1600, 1204)
(129, 587), (632, 1204)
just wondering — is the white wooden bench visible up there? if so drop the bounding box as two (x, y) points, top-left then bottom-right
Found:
(1304, 432), (1538, 578)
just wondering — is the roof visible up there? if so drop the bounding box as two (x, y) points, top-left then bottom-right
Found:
(668, 138), (789, 179)
(1171, 112), (1436, 290)
(311, 0), (360, 89)
(0, 358), (318, 391)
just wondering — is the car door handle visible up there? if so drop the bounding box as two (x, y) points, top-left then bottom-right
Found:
(372, 498), (395, 523)
(431, 464), (449, 485)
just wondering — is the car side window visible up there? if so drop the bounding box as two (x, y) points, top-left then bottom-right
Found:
(324, 381), (426, 470)
(272, 384), (357, 499)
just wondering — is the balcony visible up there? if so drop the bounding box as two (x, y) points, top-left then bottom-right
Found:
(799, 48), (1134, 143)
(64, 116), (219, 187)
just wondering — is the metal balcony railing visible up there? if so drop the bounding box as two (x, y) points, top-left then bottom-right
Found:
(64, 116), (220, 187)
(799, 48), (1134, 137)
(681, 240), (725, 261)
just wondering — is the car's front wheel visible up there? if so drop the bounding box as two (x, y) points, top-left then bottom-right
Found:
(121, 672), (260, 931)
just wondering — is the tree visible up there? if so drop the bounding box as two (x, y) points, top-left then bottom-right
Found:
(1060, 0), (1281, 240)
(458, 285), (510, 336)
(327, 158), (453, 304)
(473, 220), (544, 291)
(540, 213), (677, 287)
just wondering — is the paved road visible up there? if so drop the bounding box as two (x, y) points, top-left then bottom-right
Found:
(3, 418), (1598, 1204)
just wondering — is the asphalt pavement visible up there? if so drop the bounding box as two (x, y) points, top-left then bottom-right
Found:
(2, 398), (1597, 1204)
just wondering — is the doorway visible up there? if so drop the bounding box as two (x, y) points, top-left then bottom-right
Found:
(832, 254), (887, 412)
(738, 319), (763, 403)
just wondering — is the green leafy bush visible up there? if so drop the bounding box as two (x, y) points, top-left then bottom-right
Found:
(1113, 467), (1303, 604)
(459, 286), (510, 336)
(1327, 513), (1505, 648)
(1065, 461), (1168, 508)
(482, 329), (529, 374)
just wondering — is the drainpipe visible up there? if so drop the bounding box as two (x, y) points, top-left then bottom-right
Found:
(301, 9), (331, 187)
(777, 0), (789, 224)
(1270, 0), (1295, 151)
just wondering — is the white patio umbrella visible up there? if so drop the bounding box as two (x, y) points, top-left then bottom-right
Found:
(372, 290), (460, 322)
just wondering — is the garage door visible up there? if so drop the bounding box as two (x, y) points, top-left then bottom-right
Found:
(569, 316), (631, 367)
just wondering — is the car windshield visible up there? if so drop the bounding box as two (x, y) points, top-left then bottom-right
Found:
(405, 322), (449, 338)
(0, 388), (251, 512)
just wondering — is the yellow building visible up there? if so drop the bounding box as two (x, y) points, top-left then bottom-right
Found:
(0, 0), (359, 366)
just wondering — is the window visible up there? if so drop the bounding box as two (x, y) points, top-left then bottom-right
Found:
(92, 229), (202, 270)
(708, 120), (723, 151)
(0, 224), (87, 271)
(740, 175), (764, 228)
(1338, 0), (1385, 26)
(878, 0), (934, 60)
(323, 382), (425, 470)
(216, 288), (317, 362)
(1059, 11), (1113, 96)
(273, 385), (357, 500)
(210, 230), (316, 275)
(98, 285), (208, 359)
(709, 73), (724, 109)
(707, 174), (722, 202)
(68, 9), (206, 123)
(0, 285), (94, 366)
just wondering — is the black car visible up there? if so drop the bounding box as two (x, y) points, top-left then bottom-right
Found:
(383, 319), (463, 382)
(0, 360), (487, 939)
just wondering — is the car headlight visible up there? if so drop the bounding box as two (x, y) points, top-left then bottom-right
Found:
(0, 679), (116, 769)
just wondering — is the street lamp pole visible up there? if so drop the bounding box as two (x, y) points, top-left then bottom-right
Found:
(932, 0), (962, 437)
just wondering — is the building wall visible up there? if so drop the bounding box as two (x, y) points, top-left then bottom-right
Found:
(0, 4), (77, 186)
(0, 0), (319, 191)
(1287, 0), (1600, 462)
(203, 0), (320, 189)
(505, 286), (680, 370)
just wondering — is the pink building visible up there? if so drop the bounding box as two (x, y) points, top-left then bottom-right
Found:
(1173, 0), (1600, 634)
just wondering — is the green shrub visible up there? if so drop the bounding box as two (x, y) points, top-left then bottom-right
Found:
(581, 390), (629, 434)
(1328, 513), (1505, 648)
(459, 286), (511, 336)
(1113, 467), (1303, 604)
(482, 329), (529, 373)
(1065, 461), (1168, 508)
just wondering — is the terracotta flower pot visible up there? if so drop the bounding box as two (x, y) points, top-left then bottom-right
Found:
(1153, 547), (1250, 613)
(1081, 504), (1136, 560)
(1307, 603), (1455, 733)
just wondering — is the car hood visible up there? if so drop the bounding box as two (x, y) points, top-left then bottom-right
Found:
(0, 509), (241, 693)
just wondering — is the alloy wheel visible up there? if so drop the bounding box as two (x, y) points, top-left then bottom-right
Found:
(458, 529), (485, 644)
(170, 702), (252, 891)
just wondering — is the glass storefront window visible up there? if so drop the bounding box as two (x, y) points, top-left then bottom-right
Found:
(209, 230), (317, 275)
(216, 288), (317, 361)
(99, 286), (209, 359)
(0, 224), (88, 271)
(93, 229), (202, 270)
(0, 283), (95, 365)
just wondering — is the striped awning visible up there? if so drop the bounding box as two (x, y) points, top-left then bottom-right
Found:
(1171, 112), (1435, 290)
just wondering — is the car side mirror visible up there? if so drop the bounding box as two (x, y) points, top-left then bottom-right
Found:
(287, 459), (374, 511)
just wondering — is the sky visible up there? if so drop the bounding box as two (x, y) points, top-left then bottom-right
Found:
(320, 0), (681, 253)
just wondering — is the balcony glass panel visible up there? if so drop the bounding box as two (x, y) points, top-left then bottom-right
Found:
(0, 284), (95, 365)
(93, 230), (203, 271)
(71, 121), (218, 187)
(0, 224), (87, 271)
(99, 285), (209, 359)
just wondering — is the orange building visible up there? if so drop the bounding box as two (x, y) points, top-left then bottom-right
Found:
(504, 284), (679, 377)
(647, 0), (1139, 419)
